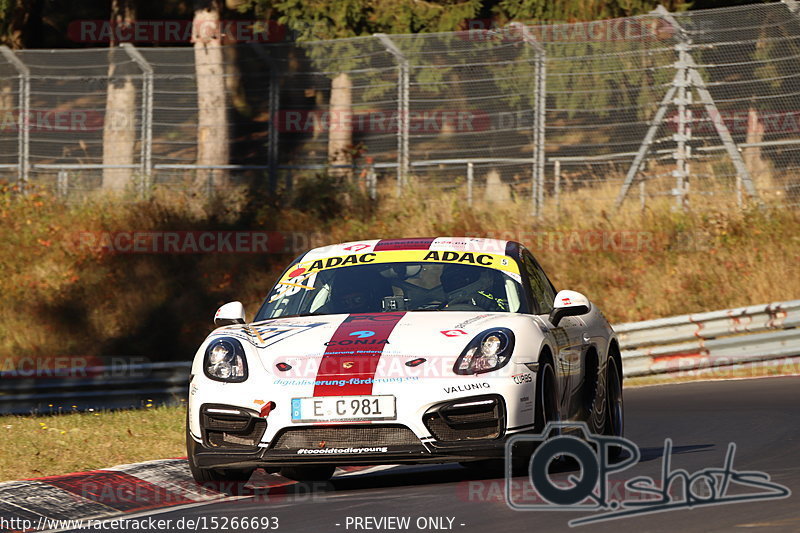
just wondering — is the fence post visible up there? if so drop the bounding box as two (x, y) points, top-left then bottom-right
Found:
(553, 159), (560, 215)
(121, 44), (153, 199)
(249, 44), (280, 193)
(367, 161), (377, 200)
(375, 34), (410, 197)
(1, 46), (29, 191)
(467, 161), (474, 205)
(673, 41), (691, 209)
(508, 23), (546, 217)
(57, 169), (68, 198)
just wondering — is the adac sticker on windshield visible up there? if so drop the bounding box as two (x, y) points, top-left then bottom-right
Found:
(282, 249), (520, 282)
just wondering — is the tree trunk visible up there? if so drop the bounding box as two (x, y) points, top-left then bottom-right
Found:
(193, 0), (229, 192)
(102, 0), (137, 193)
(328, 72), (352, 178)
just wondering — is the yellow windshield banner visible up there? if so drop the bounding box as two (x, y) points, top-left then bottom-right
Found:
(281, 249), (520, 282)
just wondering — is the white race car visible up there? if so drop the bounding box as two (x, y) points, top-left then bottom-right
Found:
(187, 237), (622, 486)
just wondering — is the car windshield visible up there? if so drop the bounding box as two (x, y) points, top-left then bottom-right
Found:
(257, 260), (527, 319)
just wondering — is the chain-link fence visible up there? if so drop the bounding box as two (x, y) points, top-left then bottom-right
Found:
(0, 2), (799, 211)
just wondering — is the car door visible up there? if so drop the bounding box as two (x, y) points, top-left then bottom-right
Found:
(520, 250), (585, 416)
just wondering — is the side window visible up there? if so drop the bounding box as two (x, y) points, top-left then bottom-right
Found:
(522, 251), (556, 314)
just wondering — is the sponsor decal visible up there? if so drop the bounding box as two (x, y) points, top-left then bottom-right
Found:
(343, 243), (371, 252)
(324, 338), (389, 347)
(443, 382), (490, 394)
(441, 329), (468, 337)
(274, 376), (419, 387)
(512, 373), (533, 384)
(423, 250), (493, 266)
(296, 447), (387, 455)
(373, 238), (437, 251)
(228, 321), (327, 348)
(307, 253), (377, 272)
(343, 362), (355, 369)
(314, 313), (405, 396)
(349, 330), (375, 339)
(454, 314), (490, 329)
(279, 249), (520, 285)
(562, 297), (572, 305)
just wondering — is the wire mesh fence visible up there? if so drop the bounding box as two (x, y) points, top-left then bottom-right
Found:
(0, 2), (798, 211)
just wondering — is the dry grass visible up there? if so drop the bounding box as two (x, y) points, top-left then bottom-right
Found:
(0, 405), (186, 482)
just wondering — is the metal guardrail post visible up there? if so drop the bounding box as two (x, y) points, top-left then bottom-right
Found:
(375, 34), (410, 197)
(508, 23), (546, 217)
(121, 44), (153, 199)
(1, 46), (30, 191)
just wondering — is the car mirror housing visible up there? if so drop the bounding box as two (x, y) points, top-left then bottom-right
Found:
(214, 301), (246, 327)
(549, 290), (591, 326)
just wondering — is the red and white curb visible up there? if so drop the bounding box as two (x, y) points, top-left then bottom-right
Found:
(0, 459), (388, 533)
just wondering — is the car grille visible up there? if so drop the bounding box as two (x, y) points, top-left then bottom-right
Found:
(271, 425), (421, 450)
(423, 396), (504, 442)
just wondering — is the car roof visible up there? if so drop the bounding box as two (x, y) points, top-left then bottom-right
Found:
(302, 237), (514, 261)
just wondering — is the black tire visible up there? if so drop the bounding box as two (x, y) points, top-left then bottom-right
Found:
(186, 414), (254, 494)
(604, 357), (625, 461)
(535, 359), (560, 433)
(280, 465), (336, 482)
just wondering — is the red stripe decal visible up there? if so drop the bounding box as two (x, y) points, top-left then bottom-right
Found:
(373, 238), (435, 251)
(313, 312), (405, 396)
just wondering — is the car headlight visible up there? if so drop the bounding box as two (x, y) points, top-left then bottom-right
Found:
(204, 337), (248, 382)
(453, 328), (515, 375)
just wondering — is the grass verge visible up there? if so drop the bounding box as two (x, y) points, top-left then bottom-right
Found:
(0, 405), (186, 482)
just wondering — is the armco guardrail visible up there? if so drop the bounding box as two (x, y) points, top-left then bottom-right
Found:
(1, 300), (798, 414)
(0, 361), (191, 415)
(616, 299), (800, 377)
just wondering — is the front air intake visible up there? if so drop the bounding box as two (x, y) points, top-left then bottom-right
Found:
(423, 395), (505, 442)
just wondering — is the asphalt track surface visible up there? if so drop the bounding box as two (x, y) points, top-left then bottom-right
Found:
(76, 376), (800, 533)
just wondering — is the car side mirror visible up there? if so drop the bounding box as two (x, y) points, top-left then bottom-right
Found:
(549, 290), (591, 327)
(214, 301), (246, 327)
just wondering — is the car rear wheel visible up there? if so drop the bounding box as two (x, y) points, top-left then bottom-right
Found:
(280, 465), (336, 482)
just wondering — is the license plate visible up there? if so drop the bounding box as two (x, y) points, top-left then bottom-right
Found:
(290, 395), (396, 423)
